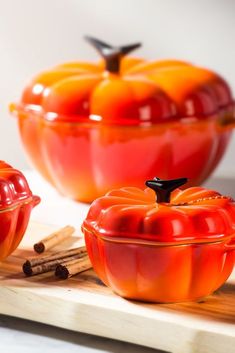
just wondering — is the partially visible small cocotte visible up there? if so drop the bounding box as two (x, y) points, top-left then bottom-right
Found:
(0, 161), (40, 260)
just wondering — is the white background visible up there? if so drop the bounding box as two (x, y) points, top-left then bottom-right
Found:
(1, 0), (235, 175)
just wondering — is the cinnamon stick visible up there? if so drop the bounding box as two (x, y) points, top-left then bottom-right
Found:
(55, 256), (92, 279)
(26, 246), (87, 267)
(23, 246), (87, 276)
(33, 225), (75, 253)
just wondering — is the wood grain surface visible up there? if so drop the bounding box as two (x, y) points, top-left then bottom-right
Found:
(0, 222), (234, 353)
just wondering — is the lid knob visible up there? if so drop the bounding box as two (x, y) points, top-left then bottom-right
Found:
(84, 35), (141, 73)
(146, 177), (188, 203)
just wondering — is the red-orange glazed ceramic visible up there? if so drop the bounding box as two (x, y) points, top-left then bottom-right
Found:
(10, 36), (235, 202)
(0, 161), (40, 261)
(82, 178), (235, 303)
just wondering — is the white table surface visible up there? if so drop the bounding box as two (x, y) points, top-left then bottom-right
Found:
(1, 170), (235, 353)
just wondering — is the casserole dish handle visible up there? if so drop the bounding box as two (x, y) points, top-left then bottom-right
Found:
(224, 236), (235, 251)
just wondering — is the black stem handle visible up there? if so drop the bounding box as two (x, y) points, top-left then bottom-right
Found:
(146, 177), (188, 203)
(84, 35), (141, 73)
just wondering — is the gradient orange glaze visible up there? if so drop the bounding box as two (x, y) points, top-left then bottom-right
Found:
(11, 37), (234, 202)
(14, 116), (231, 202)
(0, 161), (40, 260)
(82, 182), (235, 302)
(21, 57), (232, 120)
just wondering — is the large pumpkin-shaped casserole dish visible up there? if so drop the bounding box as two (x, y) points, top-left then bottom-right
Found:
(10, 37), (235, 202)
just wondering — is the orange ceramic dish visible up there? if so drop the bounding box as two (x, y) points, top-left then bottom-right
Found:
(82, 178), (235, 303)
(10, 37), (235, 202)
(0, 161), (40, 261)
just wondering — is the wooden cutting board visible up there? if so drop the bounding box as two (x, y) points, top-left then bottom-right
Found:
(0, 221), (234, 353)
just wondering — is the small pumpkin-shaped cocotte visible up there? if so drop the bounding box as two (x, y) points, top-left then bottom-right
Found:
(82, 178), (235, 303)
(0, 161), (40, 260)
(10, 36), (235, 202)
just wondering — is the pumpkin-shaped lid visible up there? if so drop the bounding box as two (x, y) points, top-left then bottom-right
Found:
(15, 36), (233, 126)
(0, 161), (35, 210)
(83, 177), (235, 244)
